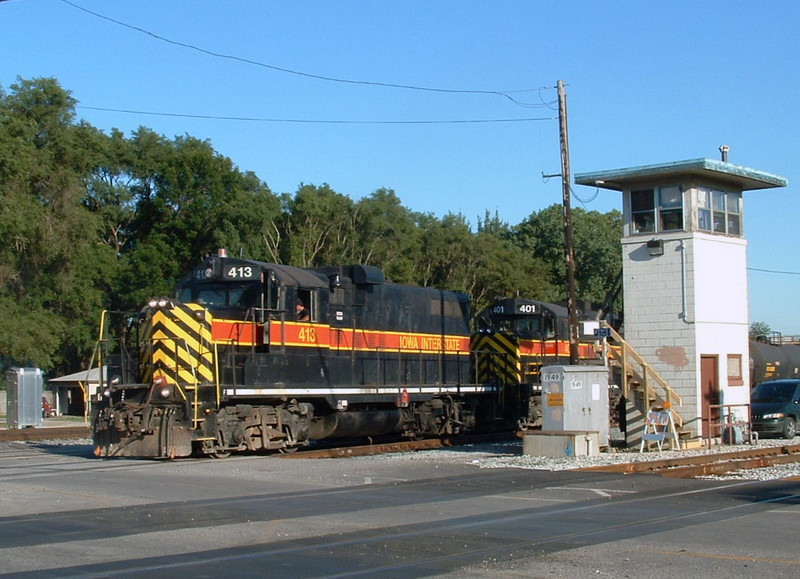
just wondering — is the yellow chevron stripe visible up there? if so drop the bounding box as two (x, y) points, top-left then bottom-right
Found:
(140, 304), (215, 386)
(471, 332), (522, 385)
(151, 345), (215, 383)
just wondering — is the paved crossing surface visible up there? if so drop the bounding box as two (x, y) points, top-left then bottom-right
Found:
(0, 441), (798, 577)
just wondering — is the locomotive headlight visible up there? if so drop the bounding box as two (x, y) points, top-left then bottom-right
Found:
(159, 386), (171, 398)
(763, 412), (785, 419)
(148, 297), (174, 310)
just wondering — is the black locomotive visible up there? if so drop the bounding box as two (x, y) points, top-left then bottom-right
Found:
(471, 297), (606, 427)
(92, 250), (523, 458)
(472, 298), (603, 385)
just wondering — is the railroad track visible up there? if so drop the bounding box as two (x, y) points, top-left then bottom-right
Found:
(579, 442), (800, 478)
(279, 432), (518, 459)
(0, 426), (90, 442)
(5, 426), (799, 480)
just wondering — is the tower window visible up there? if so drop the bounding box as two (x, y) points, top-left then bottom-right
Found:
(698, 189), (742, 237)
(630, 187), (683, 234)
(631, 189), (655, 233)
(658, 186), (683, 231)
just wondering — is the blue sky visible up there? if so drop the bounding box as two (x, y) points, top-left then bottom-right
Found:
(3, 1), (798, 334)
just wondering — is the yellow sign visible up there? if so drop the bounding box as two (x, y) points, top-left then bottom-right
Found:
(547, 393), (564, 407)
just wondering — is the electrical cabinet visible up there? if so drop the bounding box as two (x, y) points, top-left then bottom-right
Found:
(5, 367), (44, 429)
(540, 365), (609, 446)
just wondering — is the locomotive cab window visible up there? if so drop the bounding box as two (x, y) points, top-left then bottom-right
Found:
(515, 315), (555, 339)
(494, 315), (554, 339)
(296, 289), (316, 322)
(178, 281), (262, 316)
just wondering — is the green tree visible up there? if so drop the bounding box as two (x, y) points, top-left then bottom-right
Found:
(414, 212), (476, 290)
(212, 175), (282, 263)
(470, 232), (554, 312)
(83, 128), (137, 258)
(749, 321), (772, 342)
(281, 183), (358, 267)
(406, 212), (556, 311)
(512, 204), (623, 308)
(0, 77), (116, 372)
(103, 128), (279, 309)
(352, 189), (421, 283)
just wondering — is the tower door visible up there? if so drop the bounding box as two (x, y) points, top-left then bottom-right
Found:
(700, 355), (719, 438)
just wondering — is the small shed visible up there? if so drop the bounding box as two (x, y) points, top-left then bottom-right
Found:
(48, 367), (105, 417)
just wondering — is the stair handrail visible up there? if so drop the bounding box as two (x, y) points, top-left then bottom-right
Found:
(601, 322), (683, 426)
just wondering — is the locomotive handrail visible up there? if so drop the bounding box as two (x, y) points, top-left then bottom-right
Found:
(95, 309), (108, 391)
(178, 338), (202, 428)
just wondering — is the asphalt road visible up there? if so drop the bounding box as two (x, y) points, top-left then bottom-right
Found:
(0, 440), (798, 578)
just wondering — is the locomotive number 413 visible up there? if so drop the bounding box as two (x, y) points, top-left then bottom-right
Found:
(224, 266), (256, 279)
(298, 327), (317, 343)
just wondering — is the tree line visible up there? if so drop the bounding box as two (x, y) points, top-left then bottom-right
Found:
(0, 77), (622, 376)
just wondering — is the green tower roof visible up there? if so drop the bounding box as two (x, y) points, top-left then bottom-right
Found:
(575, 158), (787, 191)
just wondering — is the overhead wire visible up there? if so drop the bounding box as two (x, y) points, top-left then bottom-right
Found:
(748, 267), (800, 275)
(77, 105), (554, 124)
(571, 185), (599, 206)
(59, 0), (555, 109)
(58, 0), (572, 204)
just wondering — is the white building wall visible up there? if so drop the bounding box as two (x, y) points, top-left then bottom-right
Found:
(692, 234), (751, 421)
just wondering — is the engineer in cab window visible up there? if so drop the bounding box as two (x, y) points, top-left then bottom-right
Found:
(296, 299), (310, 322)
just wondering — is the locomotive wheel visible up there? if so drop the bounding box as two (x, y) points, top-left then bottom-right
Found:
(211, 449), (231, 459)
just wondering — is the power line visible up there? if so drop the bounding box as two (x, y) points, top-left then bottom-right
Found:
(77, 105), (555, 124)
(60, 0), (554, 108)
(748, 267), (800, 275)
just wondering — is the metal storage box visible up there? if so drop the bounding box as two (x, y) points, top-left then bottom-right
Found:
(5, 367), (44, 429)
(540, 365), (609, 446)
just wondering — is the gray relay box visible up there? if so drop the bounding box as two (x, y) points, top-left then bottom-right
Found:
(540, 365), (609, 446)
(5, 367), (44, 429)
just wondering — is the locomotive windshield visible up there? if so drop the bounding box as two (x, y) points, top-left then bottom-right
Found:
(494, 315), (554, 339)
(177, 281), (262, 311)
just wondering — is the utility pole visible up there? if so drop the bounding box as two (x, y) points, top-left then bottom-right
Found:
(557, 80), (580, 365)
